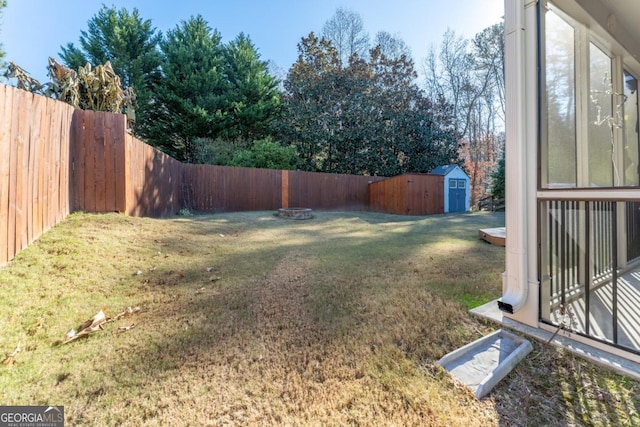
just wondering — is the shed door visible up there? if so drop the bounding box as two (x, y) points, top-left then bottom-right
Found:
(449, 179), (466, 212)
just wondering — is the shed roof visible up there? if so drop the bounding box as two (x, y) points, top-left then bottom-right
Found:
(430, 164), (465, 177)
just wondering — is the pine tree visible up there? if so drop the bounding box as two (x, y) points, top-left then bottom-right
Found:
(144, 15), (228, 162)
(223, 33), (281, 141)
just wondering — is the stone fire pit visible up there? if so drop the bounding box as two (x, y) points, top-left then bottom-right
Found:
(277, 207), (313, 220)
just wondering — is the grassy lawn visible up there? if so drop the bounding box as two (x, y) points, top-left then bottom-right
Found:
(1, 210), (639, 426)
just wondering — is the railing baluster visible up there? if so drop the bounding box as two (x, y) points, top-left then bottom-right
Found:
(612, 202), (618, 344)
(560, 201), (566, 305)
(585, 202), (590, 336)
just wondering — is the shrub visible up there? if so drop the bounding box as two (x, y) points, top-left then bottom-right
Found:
(230, 138), (297, 170)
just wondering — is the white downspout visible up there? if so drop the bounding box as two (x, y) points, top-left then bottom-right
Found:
(498, 0), (532, 315)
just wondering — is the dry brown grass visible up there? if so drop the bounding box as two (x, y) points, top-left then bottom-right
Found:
(0, 210), (639, 426)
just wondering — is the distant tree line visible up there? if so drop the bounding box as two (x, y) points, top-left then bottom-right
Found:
(1, 5), (505, 201)
(425, 24), (505, 205)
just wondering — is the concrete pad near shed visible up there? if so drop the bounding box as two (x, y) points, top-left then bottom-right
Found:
(479, 227), (506, 246)
(437, 329), (532, 399)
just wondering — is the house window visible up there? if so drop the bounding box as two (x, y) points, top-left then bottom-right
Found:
(449, 179), (457, 188)
(457, 180), (466, 188)
(544, 8), (576, 187)
(588, 43), (614, 187)
(542, 3), (640, 188)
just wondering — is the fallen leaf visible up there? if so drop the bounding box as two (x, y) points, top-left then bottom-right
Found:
(118, 324), (136, 332)
(2, 343), (21, 366)
(34, 318), (44, 330)
(112, 306), (141, 321)
(63, 310), (108, 344)
(29, 318), (45, 335)
(77, 310), (108, 334)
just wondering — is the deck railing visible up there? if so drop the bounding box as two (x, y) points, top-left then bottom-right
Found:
(540, 197), (640, 352)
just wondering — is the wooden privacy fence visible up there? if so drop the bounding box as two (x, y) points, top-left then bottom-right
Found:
(369, 174), (444, 215)
(0, 84), (75, 265)
(0, 84), (187, 265)
(285, 170), (384, 210)
(1, 84), (398, 265)
(183, 167), (383, 213)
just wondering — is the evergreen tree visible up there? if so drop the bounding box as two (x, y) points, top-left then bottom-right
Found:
(489, 155), (505, 199)
(223, 33), (281, 141)
(59, 5), (162, 135)
(144, 15), (228, 162)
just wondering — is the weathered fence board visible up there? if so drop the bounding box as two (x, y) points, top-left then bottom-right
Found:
(0, 85), (10, 263)
(84, 109), (96, 212)
(36, 98), (50, 238)
(59, 102), (71, 222)
(7, 87), (21, 259)
(16, 87), (30, 252)
(113, 115), (126, 213)
(94, 112), (106, 212)
(49, 98), (57, 226)
(71, 110), (85, 213)
(103, 113), (115, 212)
(27, 94), (41, 244)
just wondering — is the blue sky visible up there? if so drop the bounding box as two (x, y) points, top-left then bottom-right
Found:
(1, 0), (503, 84)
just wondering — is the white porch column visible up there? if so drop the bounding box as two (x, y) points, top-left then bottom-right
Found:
(499, 0), (539, 326)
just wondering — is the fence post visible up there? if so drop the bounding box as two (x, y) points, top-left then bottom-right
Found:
(281, 169), (288, 208)
(124, 132), (132, 215)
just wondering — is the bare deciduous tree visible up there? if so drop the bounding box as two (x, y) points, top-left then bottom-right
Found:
(424, 24), (505, 206)
(322, 7), (370, 66)
(374, 31), (411, 61)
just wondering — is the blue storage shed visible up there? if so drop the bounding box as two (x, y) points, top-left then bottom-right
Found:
(430, 165), (470, 213)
